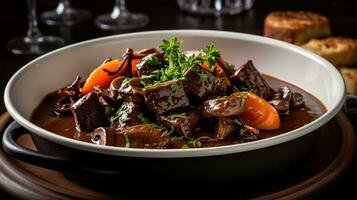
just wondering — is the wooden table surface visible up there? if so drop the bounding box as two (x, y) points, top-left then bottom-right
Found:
(0, 0), (356, 199)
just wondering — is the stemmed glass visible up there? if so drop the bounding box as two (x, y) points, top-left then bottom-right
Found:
(7, 0), (65, 55)
(95, 0), (149, 30)
(41, 0), (91, 26)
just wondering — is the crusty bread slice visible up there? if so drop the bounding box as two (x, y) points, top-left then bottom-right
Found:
(302, 37), (357, 66)
(264, 11), (331, 45)
(339, 65), (357, 95)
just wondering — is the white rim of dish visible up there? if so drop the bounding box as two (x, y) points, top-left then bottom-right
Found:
(4, 30), (346, 158)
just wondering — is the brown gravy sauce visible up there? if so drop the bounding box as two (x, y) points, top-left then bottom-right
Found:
(30, 75), (326, 148)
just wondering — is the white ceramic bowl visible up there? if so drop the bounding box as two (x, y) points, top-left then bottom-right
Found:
(4, 30), (345, 158)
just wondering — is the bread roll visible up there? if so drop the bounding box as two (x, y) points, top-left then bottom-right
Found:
(339, 66), (357, 95)
(302, 37), (357, 66)
(264, 11), (331, 45)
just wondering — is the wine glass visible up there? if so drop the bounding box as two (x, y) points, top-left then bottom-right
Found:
(7, 0), (65, 55)
(94, 0), (149, 30)
(41, 0), (91, 26)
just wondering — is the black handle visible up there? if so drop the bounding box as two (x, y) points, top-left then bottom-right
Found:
(344, 95), (357, 114)
(2, 121), (119, 176)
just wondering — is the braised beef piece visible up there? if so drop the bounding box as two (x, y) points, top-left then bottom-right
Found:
(55, 76), (82, 115)
(110, 77), (144, 104)
(157, 107), (201, 137)
(183, 65), (228, 100)
(71, 92), (107, 132)
(216, 118), (238, 139)
(202, 94), (245, 118)
(143, 80), (190, 114)
(136, 54), (164, 77)
(269, 86), (304, 114)
(230, 60), (274, 99)
(116, 124), (169, 148)
(91, 127), (117, 146)
(110, 102), (142, 130)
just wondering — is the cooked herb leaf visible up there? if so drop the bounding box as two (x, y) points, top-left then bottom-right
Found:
(167, 96), (173, 105)
(110, 104), (131, 123)
(122, 78), (132, 86)
(138, 113), (166, 132)
(225, 63), (235, 72)
(124, 132), (130, 148)
(198, 71), (209, 84)
(171, 135), (184, 141)
(239, 128), (246, 135)
(171, 82), (179, 92)
(167, 113), (187, 120)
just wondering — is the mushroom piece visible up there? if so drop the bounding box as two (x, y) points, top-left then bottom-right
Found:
(110, 76), (144, 104)
(91, 127), (117, 146)
(269, 86), (304, 114)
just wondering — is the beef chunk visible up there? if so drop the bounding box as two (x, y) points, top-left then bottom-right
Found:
(71, 92), (106, 132)
(91, 127), (117, 146)
(143, 80), (190, 114)
(110, 102), (142, 129)
(183, 65), (228, 100)
(116, 125), (169, 148)
(216, 118), (238, 139)
(230, 60), (274, 99)
(110, 77), (144, 104)
(157, 107), (201, 137)
(202, 94), (245, 118)
(136, 54), (163, 77)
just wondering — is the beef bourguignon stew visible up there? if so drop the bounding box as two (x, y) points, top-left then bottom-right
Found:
(31, 38), (326, 149)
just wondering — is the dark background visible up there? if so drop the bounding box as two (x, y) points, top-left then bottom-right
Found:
(0, 0), (357, 199)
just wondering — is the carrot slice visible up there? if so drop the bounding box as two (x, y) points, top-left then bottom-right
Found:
(237, 92), (280, 130)
(131, 58), (141, 77)
(81, 59), (122, 94)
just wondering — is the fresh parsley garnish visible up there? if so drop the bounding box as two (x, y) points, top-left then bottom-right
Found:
(140, 38), (222, 88)
(143, 54), (160, 65)
(204, 44), (221, 69)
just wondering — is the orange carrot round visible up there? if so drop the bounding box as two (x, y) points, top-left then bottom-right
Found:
(81, 59), (122, 94)
(131, 58), (141, 77)
(237, 92), (280, 130)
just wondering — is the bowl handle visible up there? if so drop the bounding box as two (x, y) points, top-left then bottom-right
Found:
(2, 121), (119, 175)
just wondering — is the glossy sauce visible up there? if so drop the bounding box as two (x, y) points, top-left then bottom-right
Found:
(31, 75), (326, 148)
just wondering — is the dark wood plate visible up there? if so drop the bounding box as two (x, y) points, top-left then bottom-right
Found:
(0, 112), (355, 200)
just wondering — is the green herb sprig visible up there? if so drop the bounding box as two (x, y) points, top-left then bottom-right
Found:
(140, 38), (221, 88)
